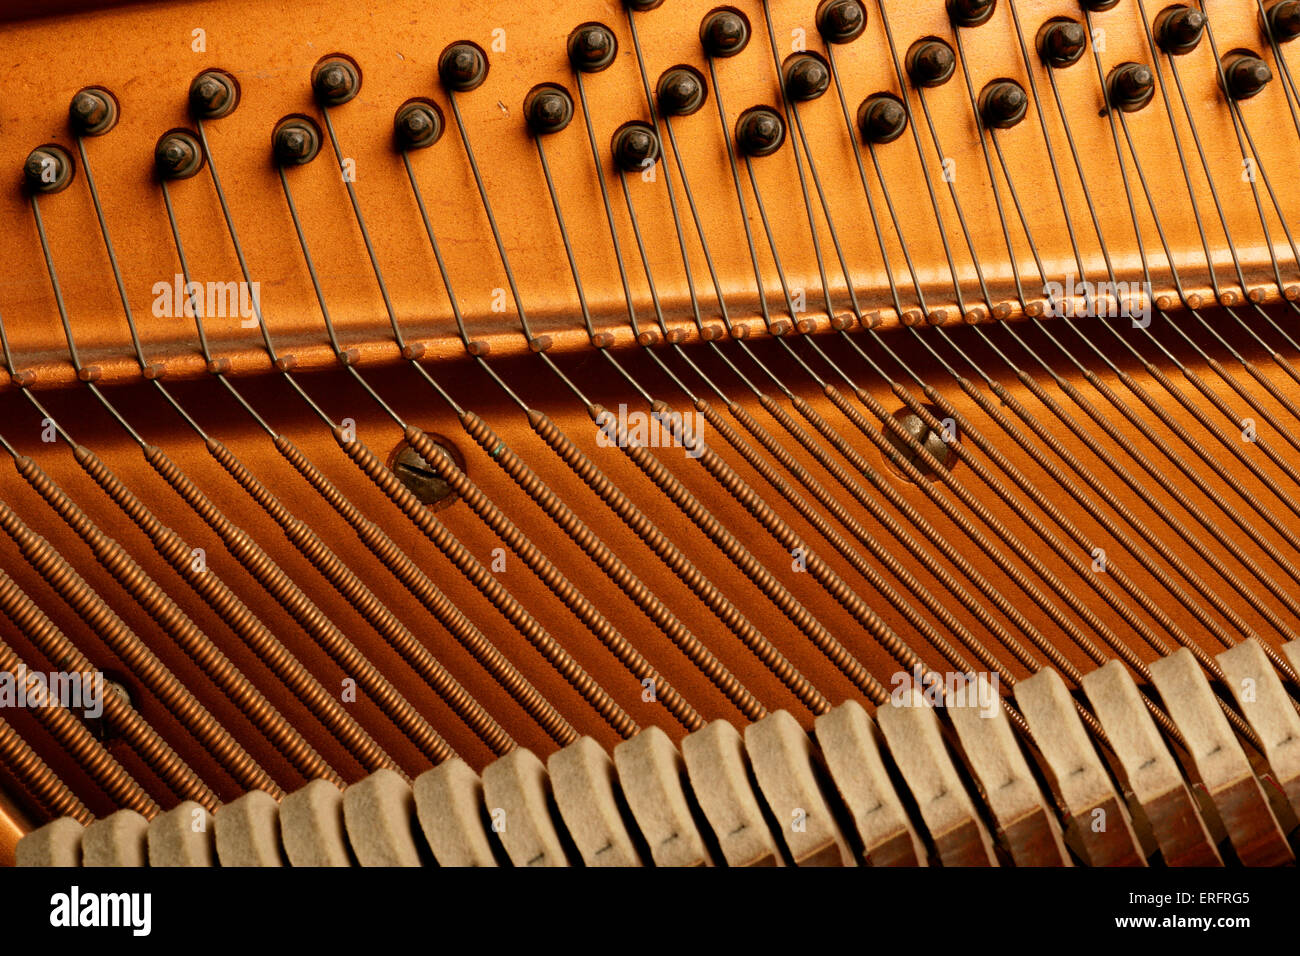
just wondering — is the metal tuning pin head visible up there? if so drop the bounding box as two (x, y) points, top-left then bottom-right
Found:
(1037, 18), (1088, 68)
(783, 53), (831, 102)
(979, 78), (1029, 128)
(948, 0), (996, 28)
(69, 87), (118, 136)
(394, 99), (444, 150)
(438, 41), (489, 93)
(23, 144), (75, 193)
(1266, 0), (1300, 43)
(700, 7), (750, 59)
(567, 22), (618, 73)
(188, 69), (239, 119)
(154, 129), (205, 179)
(1221, 51), (1273, 100)
(1154, 5), (1205, 55)
(815, 0), (867, 44)
(657, 65), (708, 117)
(1080, 0), (1121, 10)
(272, 115), (322, 166)
(1106, 62), (1156, 113)
(857, 93), (907, 145)
(611, 121), (661, 172)
(524, 84), (574, 136)
(311, 54), (361, 106)
(734, 105), (786, 157)
(906, 38), (957, 88)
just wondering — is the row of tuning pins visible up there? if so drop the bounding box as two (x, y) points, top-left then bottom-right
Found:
(20, 0), (1300, 203)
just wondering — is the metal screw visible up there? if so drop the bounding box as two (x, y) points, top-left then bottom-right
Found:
(391, 441), (459, 506)
(885, 407), (955, 479)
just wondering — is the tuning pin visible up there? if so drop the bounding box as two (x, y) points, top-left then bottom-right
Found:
(1037, 18), (1088, 68)
(906, 38), (957, 87)
(567, 22), (618, 73)
(783, 53), (831, 101)
(735, 106), (785, 157)
(523, 84), (574, 135)
(1106, 62), (1155, 112)
(438, 41), (489, 93)
(69, 88), (118, 136)
(1154, 5), (1205, 55)
(657, 66), (708, 116)
(189, 69), (239, 119)
(625, 0), (664, 10)
(154, 129), (205, 179)
(1080, 0), (1121, 10)
(815, 0), (867, 44)
(1221, 51), (1272, 100)
(1266, 0), (1300, 42)
(612, 121), (660, 172)
(312, 55), (361, 106)
(700, 7), (750, 58)
(979, 79), (1029, 128)
(394, 99), (444, 150)
(858, 93), (908, 144)
(24, 144), (75, 193)
(947, 0), (996, 28)
(272, 116), (322, 166)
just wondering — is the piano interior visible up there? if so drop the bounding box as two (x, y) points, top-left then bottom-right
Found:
(2, 0), (1300, 869)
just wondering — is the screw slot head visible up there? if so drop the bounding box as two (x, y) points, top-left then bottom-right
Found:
(394, 99), (444, 150)
(858, 93), (908, 144)
(700, 7), (750, 58)
(1221, 50), (1272, 100)
(783, 53), (831, 101)
(439, 41), (489, 93)
(524, 84), (574, 135)
(1155, 5), (1205, 55)
(86, 676), (133, 742)
(189, 69), (240, 119)
(735, 106), (786, 157)
(23, 144), (75, 193)
(1037, 18), (1088, 68)
(611, 121), (661, 172)
(657, 65), (708, 117)
(947, 0), (996, 28)
(312, 55), (362, 106)
(567, 22), (618, 73)
(1106, 62), (1156, 112)
(979, 78), (1029, 128)
(815, 0), (867, 44)
(154, 129), (205, 179)
(389, 436), (463, 508)
(272, 116), (322, 166)
(69, 88), (118, 136)
(884, 405), (956, 480)
(906, 38), (957, 88)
